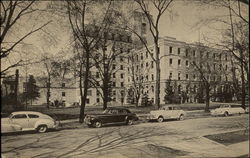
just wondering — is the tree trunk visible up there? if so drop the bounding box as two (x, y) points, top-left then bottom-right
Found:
(154, 45), (161, 109)
(79, 50), (90, 123)
(204, 85), (210, 112)
(46, 76), (50, 109)
(240, 60), (246, 109)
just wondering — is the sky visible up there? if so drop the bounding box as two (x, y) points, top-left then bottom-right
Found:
(2, 0), (248, 76)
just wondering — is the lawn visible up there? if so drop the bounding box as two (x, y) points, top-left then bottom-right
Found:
(23, 102), (240, 121)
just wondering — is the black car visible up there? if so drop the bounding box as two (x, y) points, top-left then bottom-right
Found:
(84, 107), (139, 128)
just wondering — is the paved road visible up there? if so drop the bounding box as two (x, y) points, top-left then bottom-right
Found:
(1, 115), (249, 158)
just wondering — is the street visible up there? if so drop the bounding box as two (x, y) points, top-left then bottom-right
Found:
(1, 115), (249, 158)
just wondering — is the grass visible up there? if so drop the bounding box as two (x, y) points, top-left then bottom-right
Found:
(204, 130), (249, 145)
(2, 102), (241, 121)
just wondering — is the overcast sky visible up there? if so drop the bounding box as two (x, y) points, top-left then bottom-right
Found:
(2, 0), (248, 76)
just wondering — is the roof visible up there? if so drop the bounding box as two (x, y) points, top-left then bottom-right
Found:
(11, 111), (43, 115)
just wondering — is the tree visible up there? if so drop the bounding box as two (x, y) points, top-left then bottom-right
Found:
(164, 79), (174, 104)
(0, 0), (51, 75)
(24, 75), (40, 105)
(194, 0), (249, 108)
(126, 0), (174, 109)
(66, 0), (114, 123)
(126, 49), (150, 107)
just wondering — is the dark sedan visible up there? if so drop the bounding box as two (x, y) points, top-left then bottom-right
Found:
(84, 107), (139, 128)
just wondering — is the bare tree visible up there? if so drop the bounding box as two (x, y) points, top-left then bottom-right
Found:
(195, 0), (249, 108)
(187, 44), (227, 112)
(126, 49), (150, 107)
(124, 0), (174, 109)
(0, 0), (51, 75)
(66, 0), (114, 123)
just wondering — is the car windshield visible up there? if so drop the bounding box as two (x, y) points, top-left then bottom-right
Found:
(9, 113), (13, 119)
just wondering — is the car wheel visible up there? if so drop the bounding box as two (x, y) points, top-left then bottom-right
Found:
(127, 119), (133, 125)
(37, 125), (48, 133)
(179, 114), (184, 121)
(94, 121), (102, 128)
(157, 116), (164, 123)
(224, 111), (229, 117)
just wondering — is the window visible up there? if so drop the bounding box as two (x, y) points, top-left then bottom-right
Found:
(169, 72), (172, 79)
(193, 74), (196, 80)
(151, 86), (154, 92)
(136, 55), (139, 61)
(28, 114), (39, 118)
(146, 51), (148, 58)
(225, 54), (228, 61)
(207, 52), (209, 58)
(120, 65), (123, 70)
(121, 82), (124, 87)
(142, 23), (146, 34)
(62, 92), (66, 96)
(225, 65), (228, 71)
(186, 60), (189, 66)
(169, 46), (172, 54)
(193, 50), (196, 57)
(128, 67), (130, 72)
(219, 64), (222, 70)
(213, 53), (216, 59)
(185, 49), (188, 57)
(178, 48), (181, 55)
(113, 90), (116, 96)
(169, 58), (173, 66)
(62, 83), (65, 88)
(141, 53), (143, 60)
(120, 56), (123, 62)
(141, 63), (143, 68)
(121, 73), (124, 79)
(97, 91), (100, 96)
(186, 74), (189, 80)
(12, 114), (27, 119)
(219, 54), (221, 60)
(151, 61), (154, 68)
(113, 82), (116, 87)
(213, 63), (216, 70)
(86, 98), (90, 104)
(97, 98), (100, 103)
(96, 72), (100, 78)
(87, 90), (92, 96)
(151, 74), (154, 81)
(178, 59), (181, 66)
(146, 62), (149, 67)
(146, 75), (148, 81)
(178, 73), (181, 80)
(113, 64), (116, 70)
(113, 73), (116, 78)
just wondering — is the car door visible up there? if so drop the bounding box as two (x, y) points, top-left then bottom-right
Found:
(171, 107), (179, 119)
(10, 114), (29, 129)
(117, 109), (127, 122)
(27, 114), (40, 129)
(163, 107), (172, 119)
(110, 109), (122, 123)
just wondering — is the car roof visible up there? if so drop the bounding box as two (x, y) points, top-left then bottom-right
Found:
(11, 111), (43, 115)
(106, 107), (129, 110)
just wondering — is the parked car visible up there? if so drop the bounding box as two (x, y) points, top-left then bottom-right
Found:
(147, 105), (186, 122)
(210, 105), (245, 117)
(1, 111), (59, 133)
(84, 107), (139, 128)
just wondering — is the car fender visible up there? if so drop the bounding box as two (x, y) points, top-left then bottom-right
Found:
(1, 124), (22, 133)
(34, 119), (53, 129)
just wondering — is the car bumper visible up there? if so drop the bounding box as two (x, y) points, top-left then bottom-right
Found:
(211, 111), (223, 116)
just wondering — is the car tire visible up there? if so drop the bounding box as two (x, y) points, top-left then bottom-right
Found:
(126, 119), (133, 125)
(224, 111), (229, 117)
(179, 114), (184, 121)
(157, 116), (164, 123)
(37, 125), (48, 133)
(94, 121), (102, 128)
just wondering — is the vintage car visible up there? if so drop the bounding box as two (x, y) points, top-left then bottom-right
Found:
(1, 111), (59, 133)
(210, 105), (245, 116)
(84, 107), (139, 128)
(147, 105), (186, 122)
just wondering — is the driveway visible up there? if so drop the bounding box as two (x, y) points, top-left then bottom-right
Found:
(1, 115), (249, 158)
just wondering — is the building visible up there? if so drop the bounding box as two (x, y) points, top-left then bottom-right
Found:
(124, 36), (233, 105)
